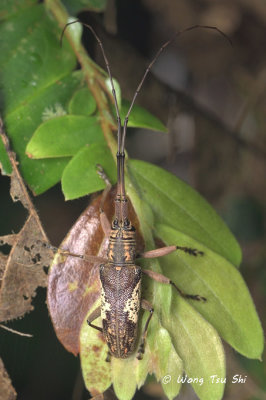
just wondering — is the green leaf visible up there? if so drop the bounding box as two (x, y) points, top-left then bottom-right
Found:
(121, 100), (167, 132)
(63, 17), (83, 48)
(156, 224), (264, 360)
(151, 317), (183, 400)
(4, 71), (80, 194)
(0, 0), (38, 20)
(0, 3), (82, 194)
(68, 88), (97, 116)
(128, 159), (242, 267)
(164, 296), (226, 400)
(80, 305), (112, 395)
(0, 5), (75, 114)
(0, 135), (12, 175)
(62, 143), (116, 200)
(26, 116), (104, 158)
(106, 77), (122, 111)
(112, 358), (138, 400)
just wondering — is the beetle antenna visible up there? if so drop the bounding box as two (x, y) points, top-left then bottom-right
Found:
(121, 24), (232, 154)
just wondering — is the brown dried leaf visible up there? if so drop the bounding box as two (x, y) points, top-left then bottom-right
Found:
(0, 254), (8, 281)
(0, 358), (17, 400)
(0, 235), (16, 247)
(48, 192), (108, 356)
(47, 188), (143, 355)
(0, 120), (53, 322)
(0, 215), (50, 321)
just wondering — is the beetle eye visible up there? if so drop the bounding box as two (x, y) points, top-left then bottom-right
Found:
(112, 219), (119, 228)
(124, 219), (130, 227)
(123, 219), (133, 230)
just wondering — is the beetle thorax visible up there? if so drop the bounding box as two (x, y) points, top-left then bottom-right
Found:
(107, 221), (137, 264)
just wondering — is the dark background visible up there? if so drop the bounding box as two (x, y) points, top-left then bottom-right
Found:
(1, 0), (266, 399)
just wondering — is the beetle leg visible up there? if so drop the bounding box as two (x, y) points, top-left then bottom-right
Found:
(138, 245), (203, 259)
(87, 306), (112, 363)
(59, 251), (108, 264)
(143, 269), (206, 302)
(36, 241), (108, 264)
(87, 306), (103, 333)
(96, 164), (112, 236)
(175, 245), (204, 256)
(137, 299), (154, 360)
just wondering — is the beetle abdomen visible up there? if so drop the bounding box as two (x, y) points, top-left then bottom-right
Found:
(100, 264), (141, 358)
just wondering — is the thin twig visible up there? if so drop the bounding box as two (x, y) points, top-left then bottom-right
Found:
(0, 323), (33, 337)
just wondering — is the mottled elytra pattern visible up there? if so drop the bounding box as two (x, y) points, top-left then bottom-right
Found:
(100, 264), (141, 358)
